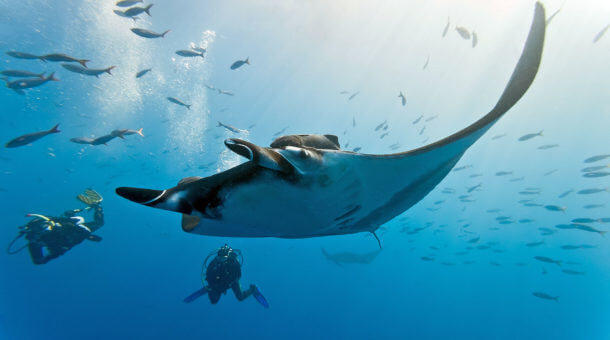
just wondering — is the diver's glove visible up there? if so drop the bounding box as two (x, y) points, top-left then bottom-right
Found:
(77, 189), (103, 206)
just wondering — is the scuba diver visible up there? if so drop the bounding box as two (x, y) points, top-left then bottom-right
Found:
(184, 244), (269, 308)
(7, 189), (105, 265)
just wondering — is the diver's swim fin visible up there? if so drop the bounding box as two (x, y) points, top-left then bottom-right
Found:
(77, 188), (103, 205)
(252, 285), (269, 308)
(183, 287), (208, 303)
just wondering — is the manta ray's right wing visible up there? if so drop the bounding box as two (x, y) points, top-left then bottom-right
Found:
(321, 2), (546, 232)
(388, 1), (546, 162)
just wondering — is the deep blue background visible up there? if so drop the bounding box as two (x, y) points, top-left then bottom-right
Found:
(0, 0), (609, 339)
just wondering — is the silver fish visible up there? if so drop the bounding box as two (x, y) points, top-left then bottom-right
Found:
(230, 58), (250, 70)
(5, 124), (60, 148)
(61, 64), (115, 77)
(533, 292), (558, 302)
(136, 68), (152, 78)
(131, 28), (170, 38)
(39, 53), (89, 67)
(217, 121), (246, 134)
(456, 26), (471, 39)
(176, 49), (205, 58)
(518, 130), (543, 141)
(167, 97), (190, 109)
(6, 51), (39, 60)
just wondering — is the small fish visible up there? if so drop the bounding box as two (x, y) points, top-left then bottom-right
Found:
(5, 124), (60, 148)
(532, 292), (558, 302)
(538, 227), (555, 235)
(3, 72), (58, 93)
(217, 121), (246, 134)
(167, 97), (191, 109)
(509, 177), (525, 182)
(519, 191), (539, 195)
(116, 0), (143, 7)
(453, 165), (472, 172)
(412, 115), (423, 124)
(352, 117), (356, 127)
(495, 171), (513, 176)
(518, 219), (534, 223)
(425, 115), (438, 122)
(584, 154), (610, 163)
(491, 134), (506, 140)
(176, 49), (205, 58)
(469, 173), (483, 178)
(6, 51), (40, 60)
(111, 128), (144, 139)
(455, 26), (471, 39)
(61, 64), (115, 77)
(584, 204), (604, 209)
(0, 70), (44, 78)
(593, 24), (609, 43)
(518, 130), (543, 141)
(554, 224), (576, 230)
(581, 165), (609, 172)
(136, 68), (152, 78)
(131, 28), (170, 38)
(571, 218), (597, 224)
(584, 172), (610, 178)
(577, 188), (608, 195)
(544, 205), (566, 212)
(543, 169), (558, 176)
(442, 17), (450, 37)
(534, 256), (561, 266)
(419, 126), (426, 135)
(467, 183), (481, 193)
(538, 144), (558, 150)
(486, 209), (501, 213)
(374, 120), (387, 131)
(420, 256), (435, 261)
(562, 269), (585, 275)
(524, 203), (543, 207)
(422, 55), (429, 70)
(123, 4), (153, 17)
(560, 245), (581, 250)
(472, 31), (478, 48)
(526, 241), (544, 247)
(558, 189), (573, 198)
(572, 223), (606, 236)
(39, 53), (89, 67)
(230, 58), (250, 70)
(348, 91), (360, 100)
(398, 92), (406, 106)
(379, 132), (389, 139)
(467, 236), (480, 243)
(339, 90), (349, 95)
(352, 147), (362, 152)
(217, 89), (234, 96)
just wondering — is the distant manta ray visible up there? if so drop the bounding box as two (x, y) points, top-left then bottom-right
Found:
(116, 3), (546, 241)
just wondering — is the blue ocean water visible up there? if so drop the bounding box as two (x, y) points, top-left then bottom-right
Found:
(1, 0), (609, 339)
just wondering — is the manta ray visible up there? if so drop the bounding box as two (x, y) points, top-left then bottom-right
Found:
(116, 3), (546, 241)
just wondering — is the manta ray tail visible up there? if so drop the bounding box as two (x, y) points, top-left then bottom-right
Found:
(372, 231), (382, 249)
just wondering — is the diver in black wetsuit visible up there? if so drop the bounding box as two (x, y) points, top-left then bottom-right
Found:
(7, 189), (105, 265)
(184, 244), (269, 308)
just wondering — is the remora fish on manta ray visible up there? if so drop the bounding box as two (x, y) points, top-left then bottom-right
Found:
(116, 3), (546, 241)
